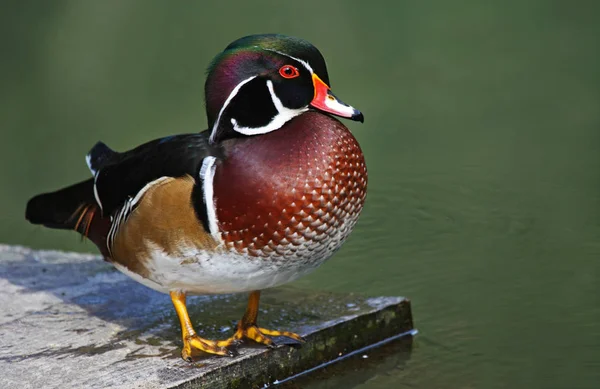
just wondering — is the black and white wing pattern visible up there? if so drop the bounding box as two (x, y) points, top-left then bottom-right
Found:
(85, 131), (222, 250)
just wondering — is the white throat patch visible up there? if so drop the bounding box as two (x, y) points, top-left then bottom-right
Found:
(209, 77), (308, 142)
(231, 80), (308, 136)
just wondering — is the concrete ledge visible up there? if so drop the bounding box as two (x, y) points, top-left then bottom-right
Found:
(0, 245), (414, 388)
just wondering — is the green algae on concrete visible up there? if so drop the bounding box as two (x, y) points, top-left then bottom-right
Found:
(0, 245), (414, 388)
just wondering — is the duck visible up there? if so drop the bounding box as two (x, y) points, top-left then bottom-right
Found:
(25, 33), (367, 361)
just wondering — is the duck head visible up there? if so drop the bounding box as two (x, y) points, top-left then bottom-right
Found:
(205, 34), (363, 144)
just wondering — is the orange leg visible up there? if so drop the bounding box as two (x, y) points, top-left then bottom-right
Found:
(217, 290), (304, 348)
(170, 291), (234, 360)
(171, 290), (304, 361)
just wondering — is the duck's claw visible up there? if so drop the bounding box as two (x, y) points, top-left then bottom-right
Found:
(216, 323), (304, 349)
(182, 334), (236, 361)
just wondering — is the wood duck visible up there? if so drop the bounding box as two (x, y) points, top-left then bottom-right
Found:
(25, 34), (367, 361)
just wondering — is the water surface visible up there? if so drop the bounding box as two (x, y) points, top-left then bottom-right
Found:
(2, 1), (599, 388)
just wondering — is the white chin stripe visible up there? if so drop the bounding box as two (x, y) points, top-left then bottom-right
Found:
(232, 80), (307, 136)
(200, 157), (219, 237)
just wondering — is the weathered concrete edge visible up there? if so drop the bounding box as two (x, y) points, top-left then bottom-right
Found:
(171, 298), (414, 389)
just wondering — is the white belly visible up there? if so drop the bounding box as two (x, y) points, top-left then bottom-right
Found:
(112, 241), (323, 295)
(111, 202), (361, 295)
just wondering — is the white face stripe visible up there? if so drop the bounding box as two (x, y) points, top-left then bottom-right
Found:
(210, 49), (315, 142)
(262, 48), (314, 74)
(231, 80), (308, 136)
(209, 75), (257, 144)
(200, 156), (219, 237)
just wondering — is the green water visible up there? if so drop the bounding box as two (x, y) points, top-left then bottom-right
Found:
(2, 1), (599, 388)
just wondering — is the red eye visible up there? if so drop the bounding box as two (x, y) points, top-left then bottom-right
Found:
(279, 65), (300, 79)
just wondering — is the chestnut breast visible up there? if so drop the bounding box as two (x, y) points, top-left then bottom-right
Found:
(213, 111), (367, 262)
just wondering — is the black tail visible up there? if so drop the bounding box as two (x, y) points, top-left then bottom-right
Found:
(26, 178), (112, 257)
(26, 179), (97, 230)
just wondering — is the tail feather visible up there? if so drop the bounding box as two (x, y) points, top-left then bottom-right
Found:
(26, 179), (96, 229)
(25, 179), (111, 257)
(73, 203), (97, 238)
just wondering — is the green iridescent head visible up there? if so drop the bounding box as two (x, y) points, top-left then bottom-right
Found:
(205, 34), (363, 144)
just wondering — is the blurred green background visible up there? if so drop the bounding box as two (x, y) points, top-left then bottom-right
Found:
(2, 1), (599, 388)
